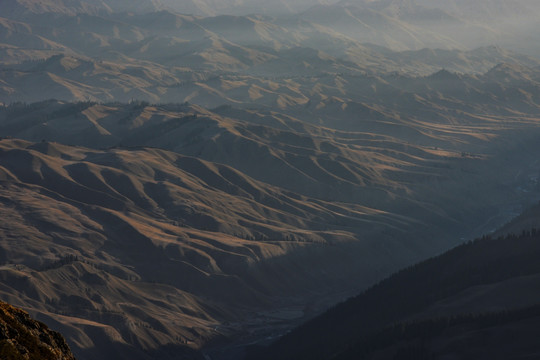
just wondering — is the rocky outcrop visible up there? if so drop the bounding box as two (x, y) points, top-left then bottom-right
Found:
(0, 301), (75, 360)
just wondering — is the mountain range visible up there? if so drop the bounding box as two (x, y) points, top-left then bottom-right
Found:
(0, 136), (441, 358)
(1, 88), (539, 358)
(1, 0), (540, 359)
(1, 1), (540, 55)
(2, 0), (540, 106)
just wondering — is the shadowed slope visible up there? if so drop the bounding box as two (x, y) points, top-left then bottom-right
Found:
(248, 224), (540, 360)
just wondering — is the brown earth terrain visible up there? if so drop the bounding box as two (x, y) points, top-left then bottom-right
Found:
(0, 300), (76, 360)
(1, 1), (540, 359)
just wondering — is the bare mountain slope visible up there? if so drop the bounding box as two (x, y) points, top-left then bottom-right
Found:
(0, 138), (430, 359)
(1, 119), (537, 358)
(2, 97), (540, 239)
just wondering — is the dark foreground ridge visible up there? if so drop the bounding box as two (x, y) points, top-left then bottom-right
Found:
(248, 221), (540, 360)
(0, 301), (75, 360)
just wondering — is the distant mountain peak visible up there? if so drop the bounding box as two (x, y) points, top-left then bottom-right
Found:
(485, 62), (536, 82)
(427, 68), (462, 80)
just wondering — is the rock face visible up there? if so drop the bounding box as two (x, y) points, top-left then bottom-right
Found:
(0, 301), (75, 360)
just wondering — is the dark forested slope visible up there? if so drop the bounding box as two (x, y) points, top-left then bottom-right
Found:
(248, 216), (540, 360)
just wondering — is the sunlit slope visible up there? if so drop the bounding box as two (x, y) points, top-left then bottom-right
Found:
(2, 47), (540, 108)
(0, 300), (76, 360)
(0, 100), (489, 223)
(0, 138), (431, 359)
(1, 135), (536, 359)
(1, 101), (458, 202)
(2, 97), (539, 223)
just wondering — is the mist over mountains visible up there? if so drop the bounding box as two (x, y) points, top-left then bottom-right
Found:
(3, 0), (540, 54)
(1, 1), (540, 359)
(2, 0), (540, 106)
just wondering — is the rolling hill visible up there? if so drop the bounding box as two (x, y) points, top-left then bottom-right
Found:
(2, 97), (540, 235)
(0, 138), (440, 359)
